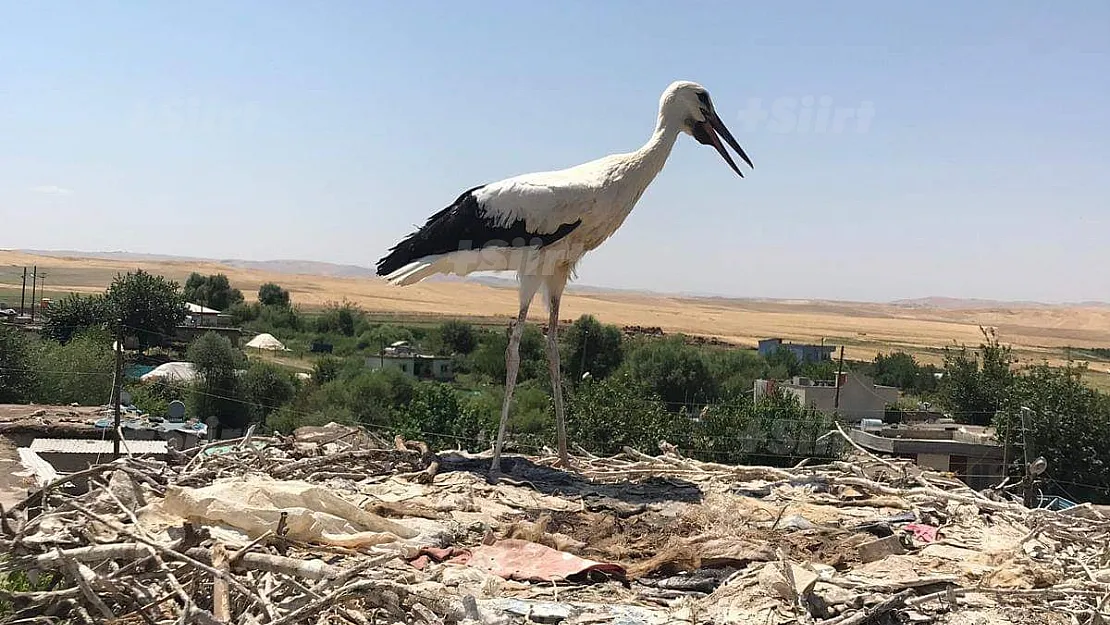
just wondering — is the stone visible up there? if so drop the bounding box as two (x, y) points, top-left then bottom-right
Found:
(812, 582), (857, 607)
(757, 562), (820, 600)
(858, 535), (906, 563)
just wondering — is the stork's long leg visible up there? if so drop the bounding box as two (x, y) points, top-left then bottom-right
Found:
(545, 291), (570, 468)
(490, 276), (540, 477)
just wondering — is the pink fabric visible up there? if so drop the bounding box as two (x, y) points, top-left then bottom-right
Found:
(408, 546), (472, 570)
(466, 539), (625, 582)
(904, 523), (939, 543)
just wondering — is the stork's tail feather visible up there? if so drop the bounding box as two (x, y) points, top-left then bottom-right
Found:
(383, 260), (439, 286)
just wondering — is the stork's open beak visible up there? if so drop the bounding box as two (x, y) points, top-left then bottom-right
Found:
(692, 112), (753, 178)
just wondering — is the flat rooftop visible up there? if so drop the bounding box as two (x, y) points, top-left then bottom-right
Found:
(0, 404), (105, 438)
(29, 438), (168, 456)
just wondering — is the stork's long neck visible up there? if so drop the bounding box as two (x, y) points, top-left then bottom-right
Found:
(628, 112), (683, 183)
(603, 112), (682, 221)
(576, 112), (683, 251)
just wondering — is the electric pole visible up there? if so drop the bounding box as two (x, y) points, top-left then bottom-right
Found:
(1001, 410), (1012, 483)
(833, 345), (845, 413)
(113, 320), (124, 459)
(1019, 406), (1034, 507)
(19, 267), (27, 316)
(29, 265), (37, 321)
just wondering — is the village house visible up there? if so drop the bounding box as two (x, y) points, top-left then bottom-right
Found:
(848, 420), (1006, 490)
(366, 341), (454, 381)
(757, 338), (837, 363)
(754, 372), (900, 422)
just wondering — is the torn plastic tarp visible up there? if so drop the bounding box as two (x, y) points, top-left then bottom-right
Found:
(465, 539), (625, 582)
(158, 475), (418, 547)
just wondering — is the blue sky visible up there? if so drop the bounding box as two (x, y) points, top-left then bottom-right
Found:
(2, 1), (1108, 302)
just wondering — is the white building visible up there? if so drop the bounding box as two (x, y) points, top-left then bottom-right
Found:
(754, 372), (899, 422)
(366, 341), (453, 381)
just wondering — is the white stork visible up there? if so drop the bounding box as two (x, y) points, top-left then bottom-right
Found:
(376, 81), (752, 476)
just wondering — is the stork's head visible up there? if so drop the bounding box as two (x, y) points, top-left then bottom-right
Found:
(661, 81), (753, 177)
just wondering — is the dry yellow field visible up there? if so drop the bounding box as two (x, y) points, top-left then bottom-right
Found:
(4, 250), (1110, 379)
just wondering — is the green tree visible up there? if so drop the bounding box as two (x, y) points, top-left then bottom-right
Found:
(454, 389), (501, 452)
(939, 327), (1014, 425)
(562, 315), (623, 383)
(258, 282), (291, 307)
(765, 346), (801, 378)
(799, 359), (838, 381)
(872, 351), (939, 395)
(187, 332), (249, 431)
(0, 327), (35, 403)
(469, 325), (546, 383)
(704, 348), (769, 399)
(255, 303), (302, 331)
(396, 382), (463, 449)
(268, 404), (356, 435)
(312, 356), (342, 384)
(183, 273), (244, 311)
(506, 380), (553, 444)
(696, 390), (838, 467)
(620, 336), (718, 410)
(227, 302), (260, 326)
(105, 270), (187, 349)
(241, 361), (297, 425)
(437, 320), (478, 355)
(125, 379), (183, 418)
(33, 331), (114, 405)
(566, 373), (692, 455)
(357, 325), (414, 352)
(343, 368), (415, 426)
(42, 294), (111, 344)
(994, 363), (1110, 503)
(315, 302), (362, 337)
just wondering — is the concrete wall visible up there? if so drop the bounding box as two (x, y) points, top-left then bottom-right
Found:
(760, 373), (898, 421)
(757, 339), (835, 363)
(916, 453), (950, 472)
(366, 356), (453, 381)
(849, 429), (1005, 490)
(36, 451), (170, 494)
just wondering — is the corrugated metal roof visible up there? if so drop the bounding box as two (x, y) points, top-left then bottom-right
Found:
(29, 438), (168, 455)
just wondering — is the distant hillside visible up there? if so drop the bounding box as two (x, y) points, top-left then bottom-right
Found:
(17, 249), (1105, 309)
(891, 296), (1109, 310)
(219, 259), (378, 278)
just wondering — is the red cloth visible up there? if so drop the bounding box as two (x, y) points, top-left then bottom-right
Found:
(408, 546), (472, 570)
(904, 523), (939, 543)
(466, 539), (625, 582)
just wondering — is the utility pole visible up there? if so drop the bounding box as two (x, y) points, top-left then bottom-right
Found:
(1019, 406), (1034, 507)
(833, 345), (846, 412)
(19, 267), (27, 316)
(113, 320), (124, 459)
(1001, 410), (1012, 482)
(29, 265), (37, 321)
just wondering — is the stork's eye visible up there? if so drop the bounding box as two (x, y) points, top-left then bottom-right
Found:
(696, 91), (711, 109)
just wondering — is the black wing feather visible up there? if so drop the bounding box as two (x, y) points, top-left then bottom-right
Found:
(376, 185), (581, 276)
